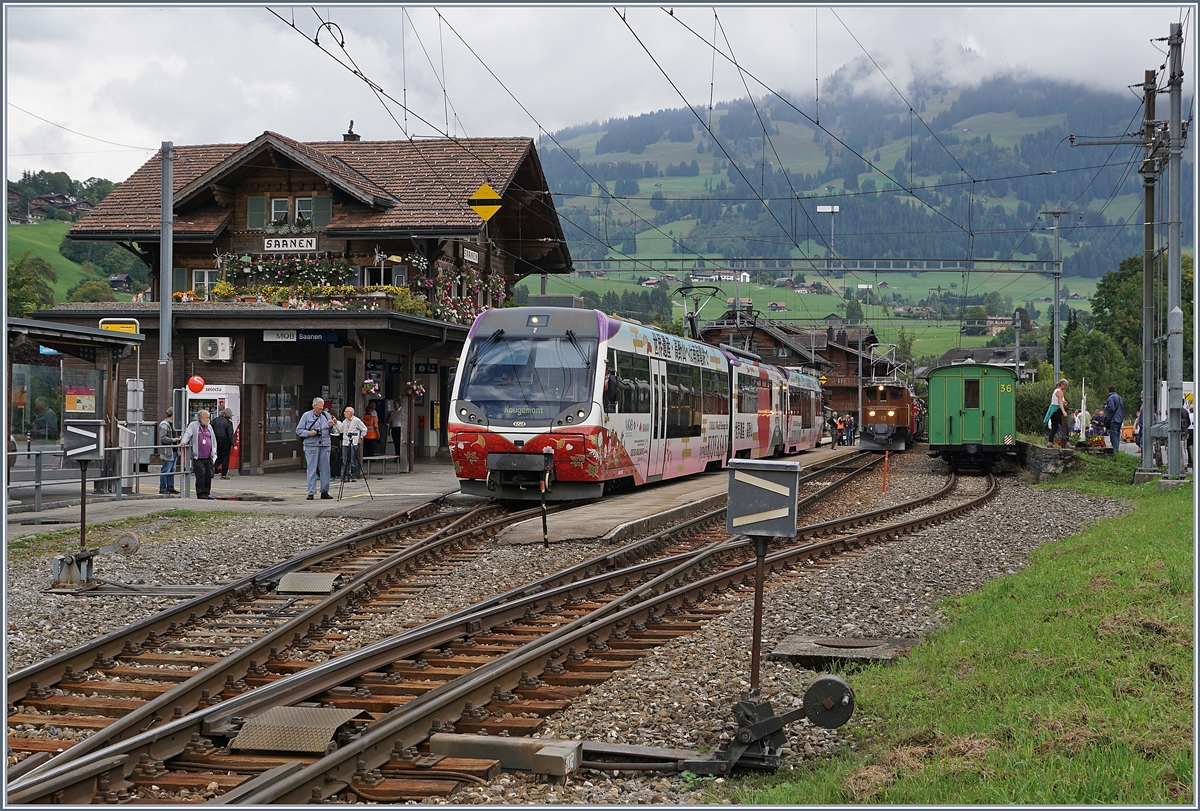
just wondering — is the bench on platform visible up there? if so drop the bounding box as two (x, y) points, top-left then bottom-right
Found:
(363, 454), (401, 475)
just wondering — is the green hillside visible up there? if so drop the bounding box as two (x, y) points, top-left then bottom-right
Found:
(539, 74), (1193, 278)
(7, 221), (121, 304)
(515, 272), (1057, 361)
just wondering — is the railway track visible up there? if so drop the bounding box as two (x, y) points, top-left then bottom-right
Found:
(9, 464), (996, 804)
(4, 452), (872, 788)
(4, 499), (563, 776)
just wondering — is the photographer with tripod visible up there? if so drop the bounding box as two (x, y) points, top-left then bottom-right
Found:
(338, 406), (368, 482)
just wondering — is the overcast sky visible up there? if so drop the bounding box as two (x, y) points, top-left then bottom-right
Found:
(4, 4), (1194, 183)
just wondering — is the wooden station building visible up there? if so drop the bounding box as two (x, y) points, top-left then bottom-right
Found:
(33, 128), (572, 473)
(699, 309), (896, 416)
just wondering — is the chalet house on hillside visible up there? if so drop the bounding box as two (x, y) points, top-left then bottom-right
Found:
(821, 326), (895, 415)
(893, 306), (936, 319)
(985, 315), (1014, 335)
(30, 193), (75, 208)
(697, 312), (892, 416)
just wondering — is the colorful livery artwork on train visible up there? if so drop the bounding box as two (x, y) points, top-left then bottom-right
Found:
(448, 307), (823, 501)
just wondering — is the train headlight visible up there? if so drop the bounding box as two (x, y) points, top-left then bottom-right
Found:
(868, 410), (876, 417)
(577, 409), (586, 418)
(459, 408), (468, 417)
(566, 415), (574, 423)
(888, 410), (895, 417)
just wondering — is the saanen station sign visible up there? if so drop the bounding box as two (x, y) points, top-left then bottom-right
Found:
(263, 237), (317, 251)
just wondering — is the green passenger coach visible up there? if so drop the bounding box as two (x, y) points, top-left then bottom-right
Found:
(924, 362), (1018, 470)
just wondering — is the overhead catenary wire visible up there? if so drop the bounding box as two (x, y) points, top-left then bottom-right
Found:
(274, 7), (1167, 339)
(432, 8), (725, 271)
(828, 8), (975, 184)
(711, 9), (822, 319)
(663, 8), (968, 234)
(617, 10), (837, 280)
(281, 7), (719, 282)
(8, 102), (157, 151)
(269, 8), (606, 280)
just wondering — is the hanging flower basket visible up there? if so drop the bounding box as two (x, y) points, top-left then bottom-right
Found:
(406, 381), (426, 398)
(362, 378), (380, 396)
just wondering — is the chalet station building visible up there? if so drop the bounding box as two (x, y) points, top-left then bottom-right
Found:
(33, 128), (571, 473)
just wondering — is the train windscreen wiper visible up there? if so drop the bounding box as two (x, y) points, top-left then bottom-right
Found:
(467, 328), (505, 372)
(564, 329), (592, 369)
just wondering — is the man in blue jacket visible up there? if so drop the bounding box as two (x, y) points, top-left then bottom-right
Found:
(1104, 385), (1124, 453)
(296, 397), (336, 499)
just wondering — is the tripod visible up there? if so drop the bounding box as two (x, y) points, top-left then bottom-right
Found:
(336, 441), (374, 502)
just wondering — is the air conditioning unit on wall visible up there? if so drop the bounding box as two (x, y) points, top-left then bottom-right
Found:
(199, 336), (232, 361)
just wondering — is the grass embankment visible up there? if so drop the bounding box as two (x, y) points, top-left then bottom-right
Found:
(727, 452), (1194, 805)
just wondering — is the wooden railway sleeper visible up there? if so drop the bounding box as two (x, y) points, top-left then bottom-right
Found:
(10, 484), (970, 802)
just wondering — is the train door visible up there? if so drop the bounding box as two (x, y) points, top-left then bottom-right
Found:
(931, 375), (956, 445)
(647, 357), (668, 481)
(960, 375), (983, 442)
(980, 374), (1005, 444)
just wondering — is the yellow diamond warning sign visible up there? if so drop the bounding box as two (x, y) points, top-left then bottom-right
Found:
(469, 183), (502, 222)
(819, 375), (828, 385)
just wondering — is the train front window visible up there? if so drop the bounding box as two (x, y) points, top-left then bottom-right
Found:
(459, 335), (597, 422)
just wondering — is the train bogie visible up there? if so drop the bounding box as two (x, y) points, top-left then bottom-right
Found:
(924, 363), (1017, 470)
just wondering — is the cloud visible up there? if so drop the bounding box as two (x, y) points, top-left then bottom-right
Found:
(4, 5), (1189, 184)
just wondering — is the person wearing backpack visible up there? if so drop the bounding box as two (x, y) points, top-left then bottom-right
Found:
(1103, 384), (1124, 453)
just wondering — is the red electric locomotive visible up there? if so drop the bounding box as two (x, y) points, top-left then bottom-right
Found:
(857, 375), (917, 451)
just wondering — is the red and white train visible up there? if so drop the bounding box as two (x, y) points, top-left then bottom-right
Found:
(448, 307), (823, 501)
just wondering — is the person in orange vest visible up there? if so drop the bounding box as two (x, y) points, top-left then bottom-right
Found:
(363, 400), (380, 459)
(835, 414), (845, 446)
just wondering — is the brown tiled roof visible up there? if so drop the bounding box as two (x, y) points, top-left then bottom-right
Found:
(70, 143), (242, 236)
(174, 132), (395, 209)
(70, 133), (535, 237)
(174, 205), (232, 238)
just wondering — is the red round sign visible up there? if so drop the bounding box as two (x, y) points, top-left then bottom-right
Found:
(187, 375), (206, 394)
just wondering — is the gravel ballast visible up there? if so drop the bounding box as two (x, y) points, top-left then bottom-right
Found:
(5, 515), (371, 673)
(4, 468), (1128, 804)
